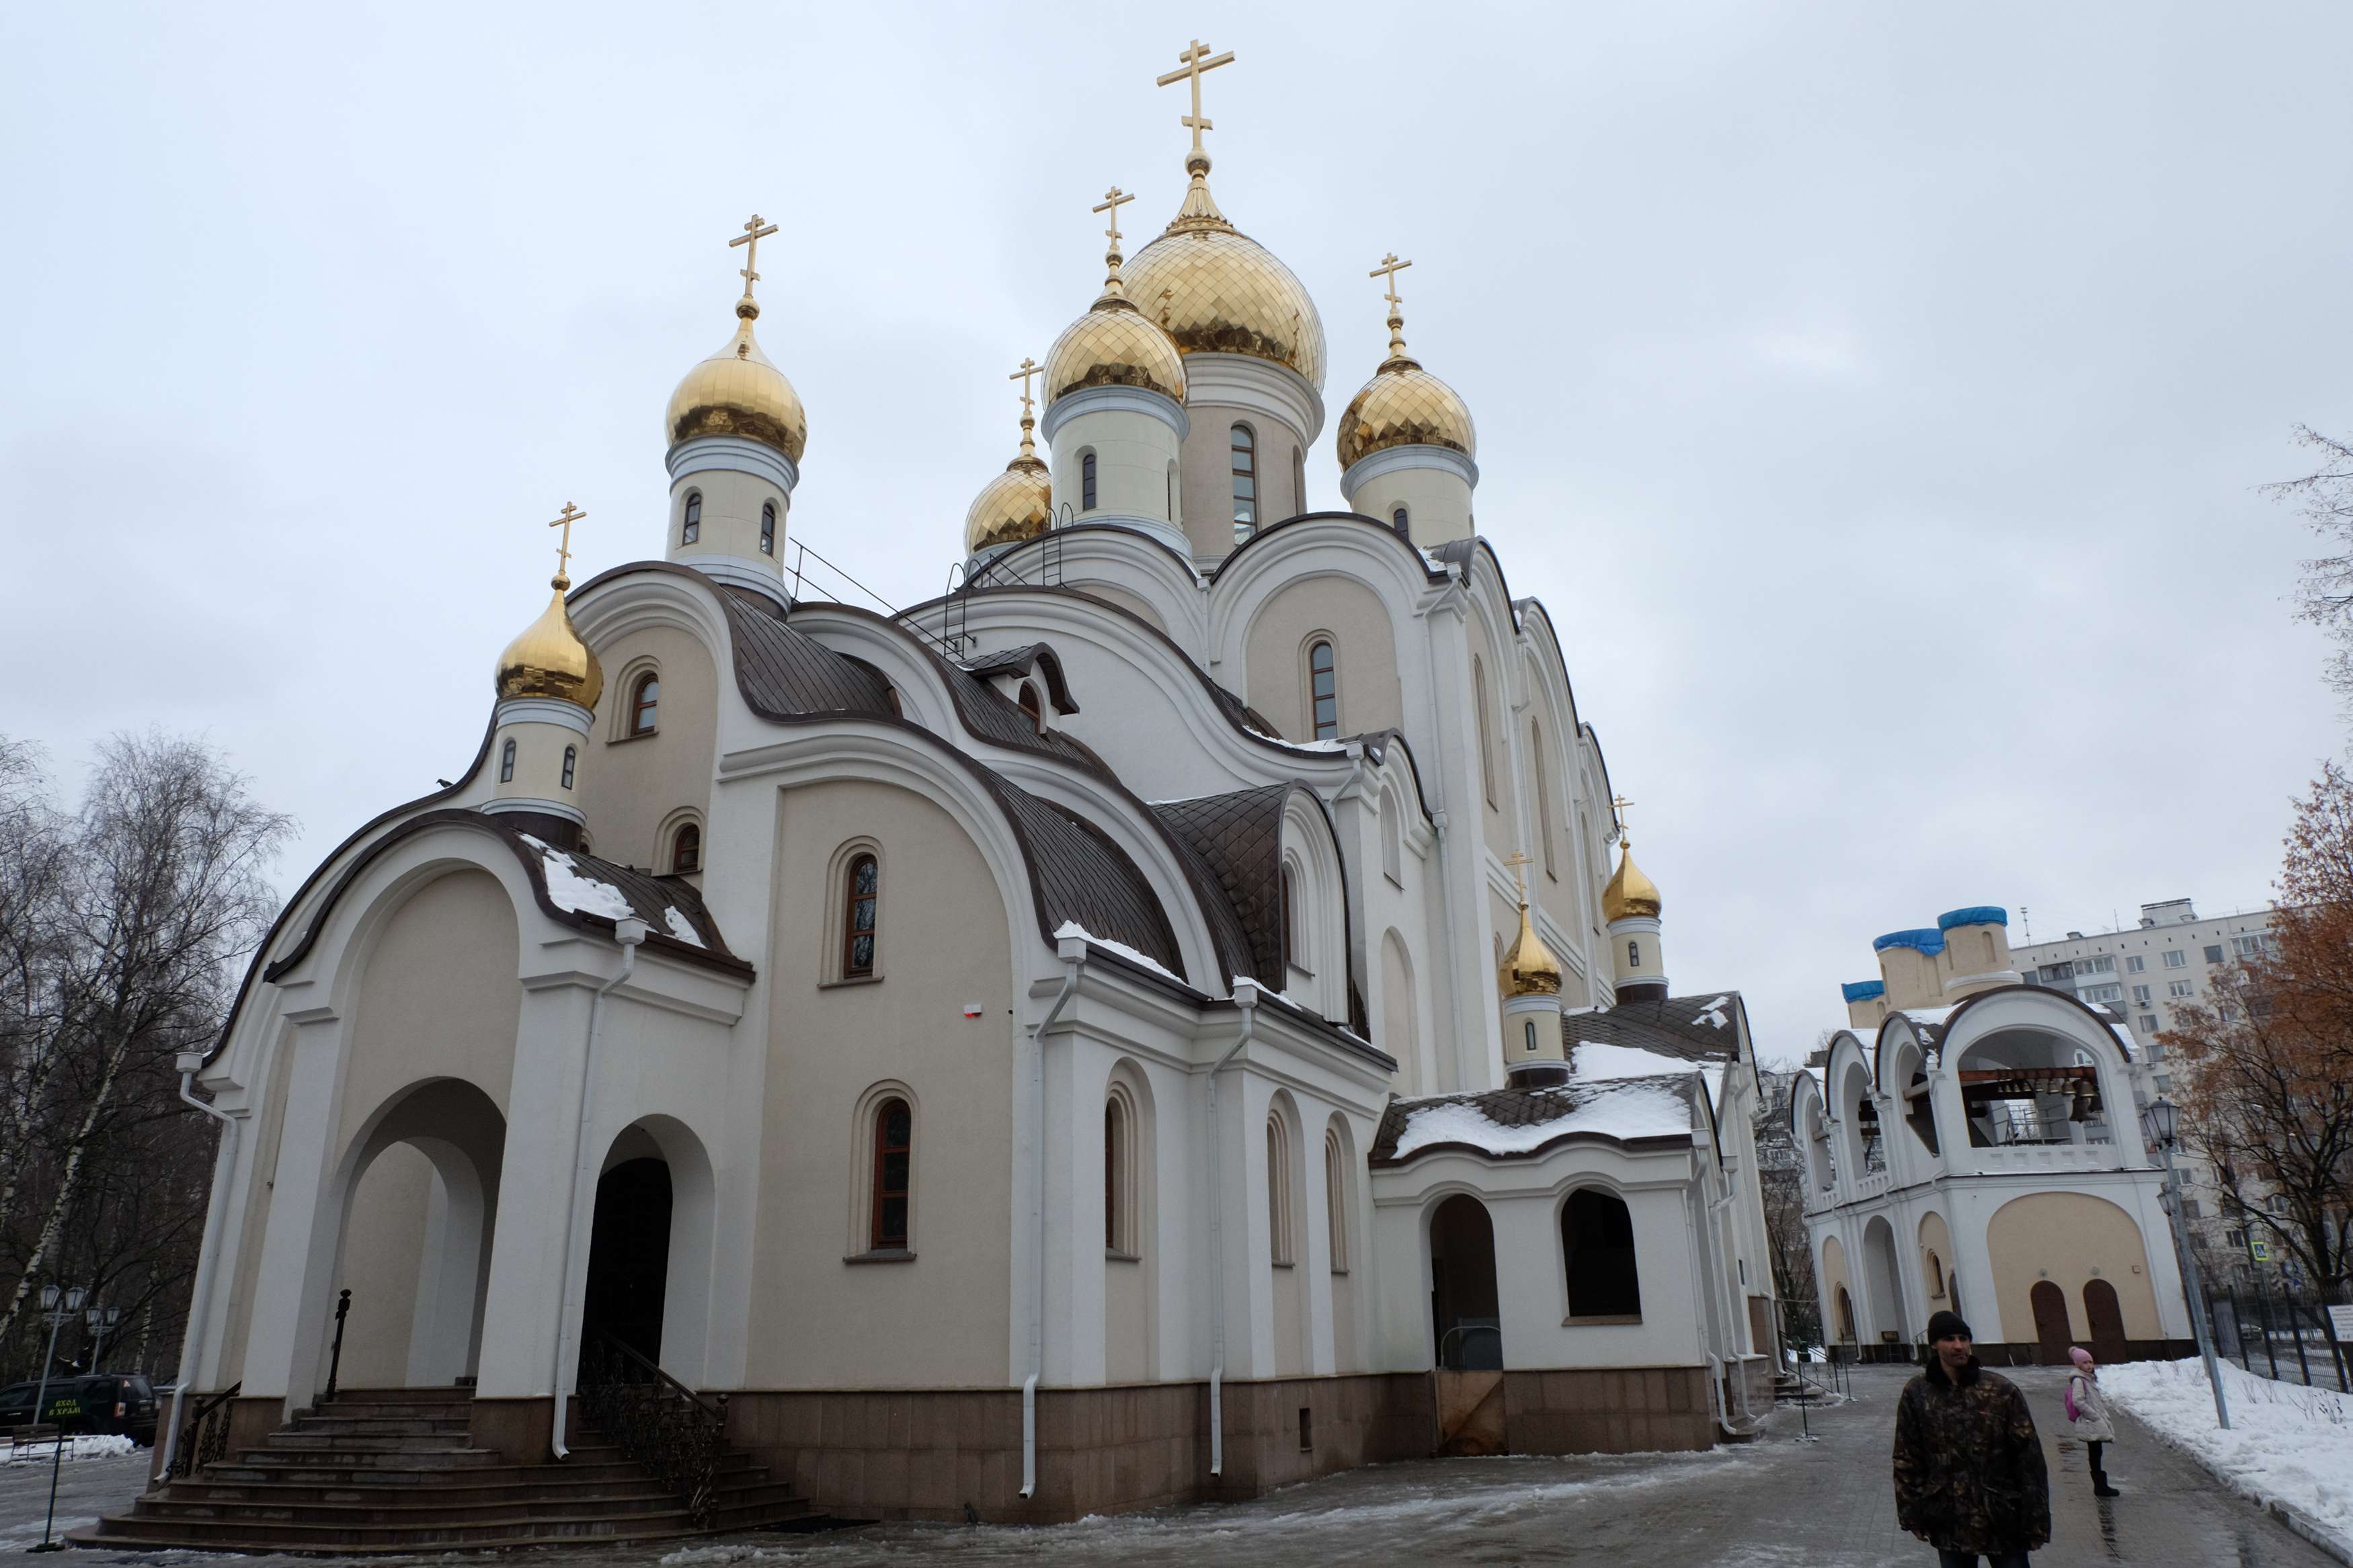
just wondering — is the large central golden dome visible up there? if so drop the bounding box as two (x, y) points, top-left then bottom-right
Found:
(1124, 163), (1325, 391)
(665, 300), (807, 464)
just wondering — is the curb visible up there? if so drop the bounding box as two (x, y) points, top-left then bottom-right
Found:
(2269, 1499), (2353, 1566)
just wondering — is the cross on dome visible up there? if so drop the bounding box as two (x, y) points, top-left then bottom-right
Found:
(1611, 794), (1636, 835)
(1502, 849), (1535, 901)
(1371, 252), (1414, 360)
(546, 501), (587, 589)
(1008, 356), (1041, 422)
(1156, 38), (1235, 164)
(729, 214), (779, 302)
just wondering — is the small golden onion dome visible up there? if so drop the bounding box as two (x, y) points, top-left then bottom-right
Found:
(664, 299), (807, 463)
(1499, 899), (1565, 999)
(1337, 360), (1476, 470)
(1603, 838), (1663, 923)
(1044, 300), (1187, 407)
(495, 577), (604, 710)
(965, 450), (1052, 554)
(1125, 167), (1326, 390)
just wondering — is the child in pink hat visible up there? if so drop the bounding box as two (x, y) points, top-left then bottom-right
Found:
(2066, 1346), (2120, 1497)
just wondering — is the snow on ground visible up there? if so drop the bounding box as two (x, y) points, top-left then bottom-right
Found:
(2104, 1356), (2353, 1545)
(0, 1434), (133, 1465)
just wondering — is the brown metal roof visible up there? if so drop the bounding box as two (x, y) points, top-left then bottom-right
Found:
(1566, 992), (1748, 1065)
(1369, 1077), (1702, 1167)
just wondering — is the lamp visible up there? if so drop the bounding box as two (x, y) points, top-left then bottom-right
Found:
(2142, 1096), (2180, 1150)
(39, 1284), (57, 1312)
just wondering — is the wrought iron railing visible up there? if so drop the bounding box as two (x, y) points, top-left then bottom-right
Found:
(167, 1381), (241, 1480)
(577, 1329), (728, 1527)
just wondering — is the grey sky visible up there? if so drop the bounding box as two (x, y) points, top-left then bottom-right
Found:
(5, 3), (2346, 1062)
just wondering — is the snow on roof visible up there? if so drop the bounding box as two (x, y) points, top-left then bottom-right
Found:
(1384, 1080), (1693, 1163)
(1899, 1005), (1960, 1027)
(1573, 1040), (1727, 1102)
(662, 907), (706, 948)
(1054, 921), (1184, 984)
(521, 835), (637, 922)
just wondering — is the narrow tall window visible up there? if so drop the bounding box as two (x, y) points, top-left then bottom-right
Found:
(1016, 681), (1043, 733)
(1324, 1130), (1349, 1272)
(1230, 424), (1257, 542)
(1309, 640), (1338, 739)
(560, 745), (577, 789)
(1393, 505), (1409, 536)
(1281, 864), (1300, 970)
(672, 823), (701, 874)
(760, 501), (776, 556)
(842, 852), (879, 977)
(1292, 446), (1306, 518)
(1081, 452), (1098, 511)
(630, 672), (660, 735)
(681, 491), (701, 545)
(499, 737), (516, 783)
(1105, 1099), (1126, 1251)
(1534, 724), (1556, 877)
(1267, 1118), (1291, 1264)
(871, 1098), (911, 1250)
(1473, 659), (1497, 806)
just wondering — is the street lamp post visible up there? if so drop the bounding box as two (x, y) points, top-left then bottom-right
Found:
(85, 1305), (120, 1372)
(28, 1282), (88, 1554)
(2141, 1097), (2231, 1430)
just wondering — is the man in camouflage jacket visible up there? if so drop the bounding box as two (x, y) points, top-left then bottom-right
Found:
(1892, 1311), (2050, 1567)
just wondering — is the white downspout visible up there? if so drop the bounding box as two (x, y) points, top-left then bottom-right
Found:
(550, 915), (648, 1460)
(157, 1054), (239, 1479)
(1021, 940), (1086, 1499)
(1205, 977), (1262, 1479)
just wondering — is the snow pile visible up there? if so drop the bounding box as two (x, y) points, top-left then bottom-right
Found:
(2104, 1356), (2353, 1544)
(520, 834), (636, 921)
(663, 907), (705, 948)
(1053, 921), (1183, 984)
(2, 1432), (135, 1464)
(1390, 1083), (1691, 1160)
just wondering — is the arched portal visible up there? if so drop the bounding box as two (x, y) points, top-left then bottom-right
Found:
(580, 1118), (717, 1379)
(331, 1079), (507, 1389)
(1429, 1194), (1501, 1370)
(2083, 1279), (2128, 1361)
(2030, 1280), (2074, 1364)
(1862, 1215), (1907, 1348)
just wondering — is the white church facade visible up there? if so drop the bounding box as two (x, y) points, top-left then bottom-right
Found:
(129, 44), (1780, 1536)
(1789, 907), (2196, 1369)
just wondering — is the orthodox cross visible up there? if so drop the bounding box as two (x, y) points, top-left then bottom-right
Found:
(1610, 794), (1635, 835)
(1092, 185), (1134, 252)
(1156, 39), (1235, 157)
(729, 214), (779, 298)
(1502, 849), (1534, 899)
(1008, 356), (1041, 422)
(1370, 252), (1412, 311)
(547, 502), (587, 583)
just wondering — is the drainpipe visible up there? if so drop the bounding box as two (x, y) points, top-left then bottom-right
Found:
(1021, 939), (1086, 1500)
(157, 1054), (239, 1479)
(1205, 977), (1263, 1479)
(551, 915), (648, 1460)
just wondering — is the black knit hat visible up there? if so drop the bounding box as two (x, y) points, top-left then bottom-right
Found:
(1926, 1309), (1972, 1344)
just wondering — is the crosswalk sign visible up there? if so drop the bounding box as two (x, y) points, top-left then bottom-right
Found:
(2251, 1240), (2272, 1263)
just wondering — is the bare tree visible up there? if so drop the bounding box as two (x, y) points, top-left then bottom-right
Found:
(2264, 424), (2353, 705)
(0, 733), (290, 1375)
(1754, 1067), (1822, 1348)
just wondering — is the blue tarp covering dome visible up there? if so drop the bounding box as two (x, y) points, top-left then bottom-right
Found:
(1937, 905), (2009, 931)
(1841, 980), (1886, 1002)
(1872, 928), (1946, 956)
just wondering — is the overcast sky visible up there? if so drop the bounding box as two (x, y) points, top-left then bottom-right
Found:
(5, 3), (2347, 1062)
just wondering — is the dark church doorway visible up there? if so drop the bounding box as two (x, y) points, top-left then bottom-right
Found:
(2083, 1278), (2128, 1362)
(1429, 1194), (1501, 1370)
(582, 1157), (672, 1366)
(2030, 1280), (2073, 1365)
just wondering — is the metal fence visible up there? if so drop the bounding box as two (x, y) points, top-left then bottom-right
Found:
(2203, 1284), (2352, 1391)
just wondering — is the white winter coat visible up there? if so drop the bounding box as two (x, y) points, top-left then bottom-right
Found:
(2067, 1372), (2116, 1443)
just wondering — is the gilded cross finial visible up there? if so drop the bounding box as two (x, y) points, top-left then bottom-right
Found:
(1156, 38), (1235, 161)
(1370, 252), (1414, 360)
(1503, 850), (1534, 902)
(1008, 356), (1041, 422)
(1090, 185), (1136, 298)
(1610, 795), (1635, 836)
(728, 213), (780, 300)
(547, 502), (587, 589)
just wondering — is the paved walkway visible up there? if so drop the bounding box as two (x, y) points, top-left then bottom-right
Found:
(4, 1364), (2334, 1565)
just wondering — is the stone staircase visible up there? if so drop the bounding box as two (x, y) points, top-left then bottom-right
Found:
(74, 1386), (814, 1553)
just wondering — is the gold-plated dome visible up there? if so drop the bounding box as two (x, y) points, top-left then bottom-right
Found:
(1336, 273), (1475, 469)
(665, 299), (807, 463)
(1125, 165), (1326, 391)
(1044, 189), (1187, 407)
(1499, 897), (1565, 999)
(1603, 838), (1663, 923)
(495, 575), (604, 710)
(965, 377), (1053, 555)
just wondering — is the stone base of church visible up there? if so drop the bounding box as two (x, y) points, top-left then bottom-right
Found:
(467, 1395), (557, 1465)
(721, 1364), (1723, 1523)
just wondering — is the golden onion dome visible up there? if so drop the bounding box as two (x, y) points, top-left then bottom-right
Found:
(965, 397), (1053, 553)
(1124, 161), (1326, 390)
(1499, 899), (1565, 999)
(1043, 201), (1187, 407)
(664, 298), (807, 464)
(1603, 838), (1663, 923)
(495, 575), (604, 710)
(1337, 357), (1476, 470)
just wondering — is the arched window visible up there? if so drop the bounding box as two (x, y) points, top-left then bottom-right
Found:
(1081, 452), (1098, 511)
(498, 737), (516, 783)
(1627, 938), (1642, 969)
(1016, 681), (1043, 733)
(1473, 659), (1497, 807)
(1280, 864), (1300, 970)
(1324, 1130), (1350, 1272)
(842, 852), (879, 978)
(1105, 1097), (1129, 1253)
(681, 491), (701, 545)
(760, 501), (776, 556)
(1925, 1249), (1946, 1298)
(1561, 1188), (1641, 1320)
(629, 671), (660, 736)
(671, 823), (701, 874)
(1230, 424), (1257, 542)
(1166, 463), (1176, 521)
(1308, 640), (1338, 739)
(1533, 724), (1557, 877)
(560, 745), (577, 790)
(1392, 505), (1409, 536)
(1291, 446), (1306, 518)
(870, 1098), (912, 1251)
(1266, 1116), (1293, 1264)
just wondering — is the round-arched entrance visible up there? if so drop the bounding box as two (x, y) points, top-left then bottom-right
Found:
(578, 1117), (717, 1380)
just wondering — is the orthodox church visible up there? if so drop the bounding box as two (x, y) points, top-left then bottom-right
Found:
(143, 42), (1780, 1534)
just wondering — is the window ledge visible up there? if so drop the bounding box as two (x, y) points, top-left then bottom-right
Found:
(820, 973), (885, 990)
(609, 729), (659, 746)
(1105, 1249), (1142, 1264)
(1330, 1266), (1351, 1278)
(1271, 1259), (1295, 1270)
(844, 1248), (916, 1266)
(1563, 1313), (1643, 1327)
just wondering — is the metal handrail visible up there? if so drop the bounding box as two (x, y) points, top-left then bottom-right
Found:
(578, 1328), (727, 1526)
(167, 1381), (241, 1480)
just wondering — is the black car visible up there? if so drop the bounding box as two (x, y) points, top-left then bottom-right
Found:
(0, 1374), (159, 1445)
